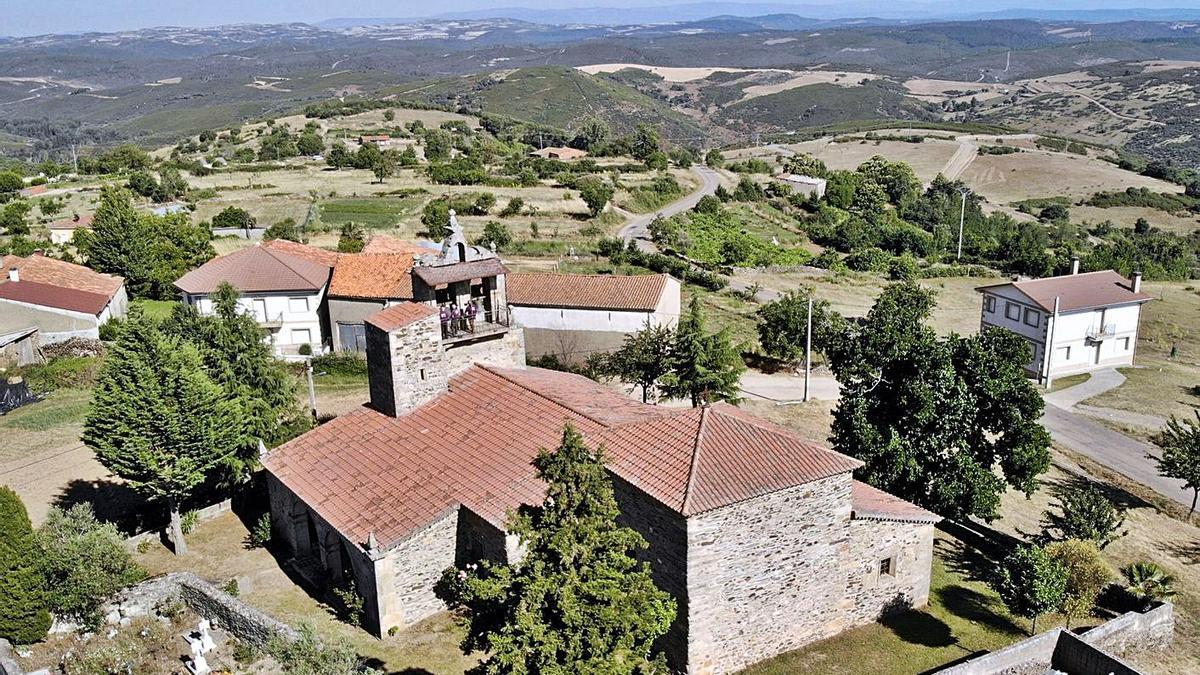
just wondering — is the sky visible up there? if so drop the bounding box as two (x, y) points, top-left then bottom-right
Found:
(3, 0), (1200, 37)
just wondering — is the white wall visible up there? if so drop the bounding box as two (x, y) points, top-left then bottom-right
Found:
(184, 288), (327, 356)
(980, 288), (1048, 371)
(510, 277), (681, 334)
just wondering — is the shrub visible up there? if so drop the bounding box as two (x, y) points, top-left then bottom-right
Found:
(247, 513), (272, 549)
(36, 503), (146, 630)
(1041, 483), (1126, 548)
(845, 246), (891, 272)
(1046, 540), (1111, 628)
(20, 355), (103, 391)
(0, 487), (50, 644)
(476, 221), (513, 251)
(180, 509), (199, 535)
(499, 197), (525, 217)
(889, 253), (920, 280)
(1122, 562), (1176, 611)
(222, 578), (241, 597)
(298, 343), (313, 356)
(267, 622), (371, 674)
(311, 351), (368, 377)
(334, 579), (366, 627)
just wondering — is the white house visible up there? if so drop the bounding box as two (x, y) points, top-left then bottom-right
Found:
(977, 266), (1152, 383)
(173, 240), (336, 359)
(506, 272), (681, 361)
(0, 253), (128, 344)
(775, 173), (827, 199)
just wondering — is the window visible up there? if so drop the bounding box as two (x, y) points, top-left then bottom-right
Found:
(291, 328), (312, 345)
(1023, 308), (1040, 328)
(288, 297), (309, 313)
(1121, 337), (1131, 351)
(984, 296), (996, 313)
(879, 557), (894, 577)
(1005, 302), (1021, 321)
(338, 323), (367, 353)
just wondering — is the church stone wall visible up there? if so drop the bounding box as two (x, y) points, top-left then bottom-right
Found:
(843, 518), (936, 627)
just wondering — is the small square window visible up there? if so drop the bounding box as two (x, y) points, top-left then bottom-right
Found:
(984, 296), (996, 313)
(289, 297), (309, 313)
(1023, 308), (1040, 328)
(1005, 302), (1021, 321)
(879, 557), (894, 576)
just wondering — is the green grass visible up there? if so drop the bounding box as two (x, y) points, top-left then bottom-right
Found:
(0, 388), (91, 432)
(131, 299), (178, 320)
(318, 196), (425, 229)
(741, 534), (1029, 675)
(1047, 372), (1091, 393)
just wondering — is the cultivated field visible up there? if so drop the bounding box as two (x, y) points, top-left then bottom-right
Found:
(958, 148), (1181, 203)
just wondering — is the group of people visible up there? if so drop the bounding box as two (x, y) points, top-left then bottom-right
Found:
(439, 299), (485, 337)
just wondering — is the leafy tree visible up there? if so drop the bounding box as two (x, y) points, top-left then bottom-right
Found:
(828, 283), (1051, 521)
(630, 124), (661, 161)
(574, 117), (610, 151)
(662, 297), (744, 407)
(704, 148), (724, 168)
(297, 131), (325, 156)
(1122, 562), (1176, 611)
(857, 155), (920, 206)
(578, 176), (615, 217)
(1134, 217), (1151, 235)
(0, 171), (24, 195)
(1041, 484), (1126, 548)
(850, 179), (889, 222)
(326, 141), (352, 169)
(823, 170), (860, 209)
(371, 150), (397, 183)
(264, 217), (302, 242)
(0, 199), (31, 235)
(1153, 411), (1200, 514)
(498, 197), (524, 218)
(257, 128), (299, 161)
(423, 130), (453, 162)
(1046, 540), (1110, 628)
(476, 221), (512, 251)
(398, 145), (419, 167)
(35, 503), (146, 630)
(993, 544), (1068, 634)
(38, 196), (65, 218)
(0, 487), (50, 644)
(1039, 203), (1070, 223)
(337, 222), (367, 253)
(610, 320), (675, 403)
(212, 206), (256, 232)
(784, 152), (828, 178)
(83, 310), (241, 554)
(435, 425), (676, 674)
(756, 290), (843, 364)
(694, 194), (721, 215)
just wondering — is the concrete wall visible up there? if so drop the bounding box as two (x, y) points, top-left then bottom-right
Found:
(510, 305), (659, 333)
(843, 519), (936, 627)
(0, 299), (100, 343)
(328, 296), (385, 352)
(522, 327), (629, 361)
(686, 474), (854, 675)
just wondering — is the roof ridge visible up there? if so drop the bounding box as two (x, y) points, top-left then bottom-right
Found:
(680, 406), (709, 515)
(263, 247), (327, 286)
(474, 364), (616, 427)
(510, 271), (666, 280)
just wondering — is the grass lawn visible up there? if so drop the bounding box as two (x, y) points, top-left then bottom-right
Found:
(131, 298), (178, 320)
(1047, 372), (1091, 393)
(0, 388), (91, 463)
(318, 195), (426, 229)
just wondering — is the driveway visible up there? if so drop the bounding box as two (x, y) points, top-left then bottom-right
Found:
(618, 165), (722, 252)
(739, 370), (839, 403)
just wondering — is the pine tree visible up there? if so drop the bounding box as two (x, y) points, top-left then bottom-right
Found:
(662, 297), (744, 407)
(0, 487), (51, 644)
(82, 310), (241, 555)
(436, 425), (676, 674)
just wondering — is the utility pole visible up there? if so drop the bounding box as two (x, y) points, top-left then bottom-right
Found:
(70, 144), (78, 174)
(1043, 296), (1060, 390)
(957, 189), (968, 261)
(803, 296), (813, 403)
(305, 358), (318, 419)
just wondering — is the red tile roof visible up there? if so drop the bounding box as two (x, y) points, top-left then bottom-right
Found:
(265, 364), (864, 550)
(174, 245), (331, 294)
(361, 234), (431, 256)
(0, 279), (112, 315)
(413, 259), (508, 287)
(330, 254), (415, 299)
(2, 254), (123, 297)
(47, 214), (94, 230)
(851, 481), (940, 524)
(507, 272), (672, 312)
(261, 239), (340, 268)
(365, 303), (437, 331)
(978, 270), (1153, 313)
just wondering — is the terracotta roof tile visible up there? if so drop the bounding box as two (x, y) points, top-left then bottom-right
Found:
(361, 234), (432, 256)
(2, 254), (123, 297)
(413, 259), (508, 287)
(0, 279), (112, 315)
(330, 254), (415, 299)
(261, 239), (340, 268)
(978, 270), (1153, 313)
(851, 481), (941, 524)
(365, 303), (437, 331)
(265, 364), (868, 550)
(174, 245), (331, 294)
(507, 273), (672, 312)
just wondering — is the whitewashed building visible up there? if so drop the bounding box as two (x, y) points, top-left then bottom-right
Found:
(977, 266), (1152, 383)
(506, 272), (681, 361)
(774, 173), (827, 199)
(173, 240), (337, 358)
(0, 253), (128, 344)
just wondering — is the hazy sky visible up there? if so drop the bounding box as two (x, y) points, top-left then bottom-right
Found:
(4, 0), (1200, 37)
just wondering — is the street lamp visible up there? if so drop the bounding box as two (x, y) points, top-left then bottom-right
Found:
(957, 187), (970, 261)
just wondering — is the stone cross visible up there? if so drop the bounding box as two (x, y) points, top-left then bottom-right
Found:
(197, 619), (215, 654)
(188, 639), (211, 675)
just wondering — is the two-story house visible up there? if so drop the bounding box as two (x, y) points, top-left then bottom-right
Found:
(977, 264), (1152, 384)
(174, 240), (336, 359)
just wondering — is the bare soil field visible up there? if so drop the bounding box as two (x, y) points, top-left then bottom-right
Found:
(784, 138), (961, 184)
(1134, 60), (1200, 73)
(959, 149), (1182, 203)
(1071, 205), (1200, 235)
(902, 78), (1012, 104)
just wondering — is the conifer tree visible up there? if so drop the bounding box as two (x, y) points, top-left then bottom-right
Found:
(662, 297), (744, 407)
(0, 486), (51, 644)
(436, 425), (676, 674)
(83, 310), (240, 554)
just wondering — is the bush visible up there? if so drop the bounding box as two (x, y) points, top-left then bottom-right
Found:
(312, 351), (368, 377)
(267, 622), (372, 674)
(0, 487), (50, 644)
(845, 246), (891, 272)
(35, 503), (146, 630)
(180, 509), (199, 535)
(499, 197), (525, 217)
(222, 578), (241, 597)
(247, 513), (272, 549)
(298, 343), (313, 356)
(476, 221), (513, 251)
(333, 580), (365, 627)
(1041, 484), (1126, 548)
(889, 253), (920, 280)
(20, 355), (103, 391)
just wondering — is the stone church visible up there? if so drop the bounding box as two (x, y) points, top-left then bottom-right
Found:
(262, 236), (939, 674)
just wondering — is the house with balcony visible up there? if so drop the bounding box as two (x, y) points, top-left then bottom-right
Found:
(977, 265), (1153, 383)
(173, 239), (336, 358)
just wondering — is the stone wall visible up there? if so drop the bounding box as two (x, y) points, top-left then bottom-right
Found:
(442, 328), (526, 375)
(612, 474), (690, 670)
(685, 474), (854, 675)
(455, 506), (508, 567)
(842, 519), (936, 626)
(366, 313), (448, 416)
(0, 639), (21, 675)
(383, 508), (460, 630)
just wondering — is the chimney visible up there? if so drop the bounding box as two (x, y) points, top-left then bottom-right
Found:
(7, 267), (17, 282)
(1131, 271), (1142, 294)
(1070, 256), (1080, 275)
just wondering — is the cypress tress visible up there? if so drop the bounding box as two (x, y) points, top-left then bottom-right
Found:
(0, 486), (51, 644)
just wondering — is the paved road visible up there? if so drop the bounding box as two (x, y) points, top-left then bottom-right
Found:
(740, 371), (840, 403)
(618, 165), (722, 252)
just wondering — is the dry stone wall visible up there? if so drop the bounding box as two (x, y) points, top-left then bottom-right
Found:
(843, 519), (936, 626)
(386, 509), (459, 629)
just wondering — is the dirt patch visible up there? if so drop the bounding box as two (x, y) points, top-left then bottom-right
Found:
(1135, 60), (1200, 73)
(739, 70), (881, 100)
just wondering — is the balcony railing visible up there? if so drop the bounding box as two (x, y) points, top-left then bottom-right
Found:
(1086, 323), (1117, 341)
(441, 306), (510, 342)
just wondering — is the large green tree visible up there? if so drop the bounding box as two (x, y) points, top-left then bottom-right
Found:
(756, 290), (844, 364)
(994, 544), (1068, 635)
(1153, 411), (1200, 514)
(0, 487), (50, 644)
(83, 310), (241, 554)
(436, 425), (676, 674)
(662, 297), (744, 407)
(578, 176), (614, 218)
(609, 320), (675, 403)
(828, 283), (1051, 521)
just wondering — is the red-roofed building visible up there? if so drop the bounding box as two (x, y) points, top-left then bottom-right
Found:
(0, 254), (128, 343)
(977, 264), (1153, 383)
(264, 290), (938, 673)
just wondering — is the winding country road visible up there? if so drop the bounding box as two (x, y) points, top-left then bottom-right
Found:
(618, 165), (722, 252)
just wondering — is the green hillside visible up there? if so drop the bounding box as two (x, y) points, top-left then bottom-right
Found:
(393, 66), (706, 141)
(715, 81), (933, 133)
